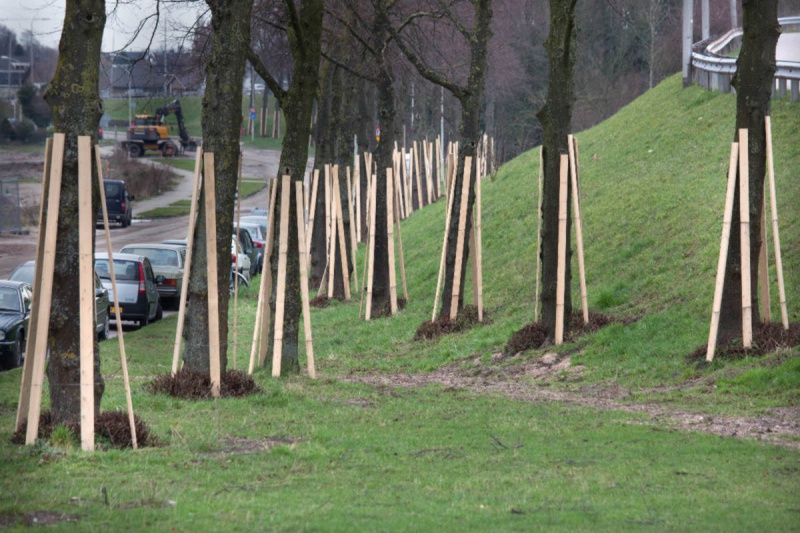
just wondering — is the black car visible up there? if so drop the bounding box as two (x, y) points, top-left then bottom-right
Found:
(95, 253), (162, 328)
(97, 179), (134, 228)
(8, 260), (111, 341)
(0, 280), (32, 370)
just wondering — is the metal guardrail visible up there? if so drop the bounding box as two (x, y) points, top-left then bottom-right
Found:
(691, 16), (800, 102)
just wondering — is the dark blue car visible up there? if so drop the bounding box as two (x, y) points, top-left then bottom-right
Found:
(0, 280), (32, 370)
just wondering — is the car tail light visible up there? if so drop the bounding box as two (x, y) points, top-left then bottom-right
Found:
(121, 199), (126, 213)
(231, 253), (237, 263)
(162, 279), (177, 286)
(255, 240), (264, 248)
(138, 263), (146, 293)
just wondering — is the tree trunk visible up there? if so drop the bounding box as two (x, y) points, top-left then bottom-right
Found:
(536, 0), (578, 339)
(265, 0), (324, 374)
(718, 0), (779, 341)
(439, 0), (493, 319)
(43, 0), (106, 426)
(184, 0), (253, 372)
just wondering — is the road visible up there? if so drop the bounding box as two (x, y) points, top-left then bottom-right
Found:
(0, 145), (305, 278)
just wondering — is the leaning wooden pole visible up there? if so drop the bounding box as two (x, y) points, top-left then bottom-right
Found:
(25, 133), (65, 445)
(255, 179), (279, 369)
(534, 145), (544, 323)
(568, 135), (589, 324)
(706, 143), (740, 362)
(555, 154), (569, 345)
(432, 156), (460, 322)
(450, 157), (473, 320)
(272, 176), (292, 376)
(172, 149), (204, 375)
(346, 166), (359, 294)
(364, 172), (378, 320)
(765, 116), (789, 329)
(232, 153), (243, 369)
(78, 136), (95, 451)
(295, 181), (316, 378)
(738, 129), (752, 348)
(393, 165), (409, 301)
(474, 163), (484, 322)
(16, 138), (52, 433)
(387, 169), (398, 314)
(96, 144), (137, 449)
(204, 152), (221, 398)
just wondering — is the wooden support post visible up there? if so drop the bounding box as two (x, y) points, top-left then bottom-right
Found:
(355, 155), (362, 242)
(568, 135), (589, 324)
(203, 152), (221, 397)
(534, 145), (544, 323)
(25, 133), (65, 445)
(306, 169), (320, 269)
(413, 141), (423, 209)
(332, 166), (351, 300)
(78, 136), (95, 451)
(425, 141), (434, 205)
(346, 166), (358, 294)
(765, 116), (789, 329)
(738, 129), (752, 348)
(272, 176), (291, 376)
(16, 138), (52, 433)
(364, 172), (378, 320)
(707, 143), (739, 362)
(324, 164), (332, 271)
(327, 170), (338, 299)
(95, 144), (137, 448)
(433, 155), (460, 322)
(173, 149), (204, 375)
(450, 156), (473, 320)
(555, 154), (569, 345)
(295, 181), (316, 378)
(474, 165), (483, 322)
(393, 164), (408, 301)
(387, 169), (398, 314)
(435, 137), (442, 198)
(256, 179), (278, 368)
(232, 153), (243, 369)
(758, 193), (770, 322)
(249, 181), (272, 374)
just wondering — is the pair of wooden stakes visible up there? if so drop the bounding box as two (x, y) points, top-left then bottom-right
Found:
(15, 134), (138, 451)
(706, 119), (789, 362)
(533, 136), (590, 344)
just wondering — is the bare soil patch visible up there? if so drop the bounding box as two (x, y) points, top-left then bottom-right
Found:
(340, 352), (800, 449)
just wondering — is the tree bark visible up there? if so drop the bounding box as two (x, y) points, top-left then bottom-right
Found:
(536, 0), (578, 339)
(184, 0), (253, 372)
(43, 0), (106, 426)
(718, 0), (779, 341)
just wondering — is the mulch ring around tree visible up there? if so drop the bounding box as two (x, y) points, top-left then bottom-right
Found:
(686, 321), (800, 363)
(415, 305), (491, 341)
(504, 311), (632, 355)
(309, 295), (330, 308)
(11, 411), (158, 449)
(146, 369), (261, 399)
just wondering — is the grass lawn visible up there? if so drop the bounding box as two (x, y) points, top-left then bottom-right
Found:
(1, 75), (798, 530)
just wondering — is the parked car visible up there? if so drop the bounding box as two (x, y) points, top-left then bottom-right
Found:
(8, 260), (110, 341)
(95, 252), (162, 328)
(235, 222), (265, 272)
(239, 215), (268, 236)
(97, 179), (134, 228)
(234, 227), (258, 277)
(249, 207), (268, 217)
(119, 243), (186, 308)
(232, 235), (252, 282)
(0, 280), (32, 370)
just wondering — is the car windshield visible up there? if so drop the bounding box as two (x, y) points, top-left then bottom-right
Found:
(96, 259), (139, 281)
(8, 263), (34, 285)
(0, 288), (20, 312)
(123, 247), (180, 267)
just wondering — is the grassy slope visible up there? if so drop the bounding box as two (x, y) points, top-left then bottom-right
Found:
(1, 76), (798, 530)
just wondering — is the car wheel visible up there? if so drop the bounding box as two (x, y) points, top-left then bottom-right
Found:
(99, 313), (110, 340)
(128, 143), (143, 157)
(4, 336), (23, 370)
(155, 303), (163, 322)
(139, 313), (149, 329)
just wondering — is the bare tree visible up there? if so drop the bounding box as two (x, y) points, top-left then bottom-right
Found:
(43, 0), (106, 425)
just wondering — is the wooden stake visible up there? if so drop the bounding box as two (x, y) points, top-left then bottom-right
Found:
(402, 148), (412, 215)
(232, 153), (243, 369)
(450, 156), (473, 320)
(173, 149), (204, 375)
(568, 135), (589, 324)
(555, 154), (569, 345)
(474, 165), (483, 322)
(413, 141), (423, 209)
(355, 153), (362, 242)
(78, 136), (95, 451)
(16, 138), (51, 433)
(765, 115), (789, 329)
(203, 152), (221, 397)
(332, 166), (351, 300)
(365, 172), (378, 320)
(249, 182), (272, 375)
(306, 169), (320, 270)
(346, 166), (358, 293)
(25, 133), (64, 445)
(256, 179), (279, 368)
(432, 155), (460, 322)
(387, 169), (398, 314)
(759, 193), (770, 323)
(707, 143), (740, 362)
(295, 181), (316, 378)
(272, 176), (291, 376)
(435, 137), (442, 198)
(393, 164), (409, 301)
(534, 145), (543, 323)
(359, 172), (372, 318)
(738, 129), (752, 348)
(327, 169), (338, 299)
(425, 141), (434, 205)
(324, 164), (332, 267)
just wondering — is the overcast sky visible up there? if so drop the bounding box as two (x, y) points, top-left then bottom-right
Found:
(1, 0), (206, 53)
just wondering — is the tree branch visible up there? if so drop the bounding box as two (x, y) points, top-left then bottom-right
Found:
(247, 47), (287, 102)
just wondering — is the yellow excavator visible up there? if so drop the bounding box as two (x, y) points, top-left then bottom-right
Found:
(120, 99), (200, 157)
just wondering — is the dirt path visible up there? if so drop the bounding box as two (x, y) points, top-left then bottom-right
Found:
(339, 353), (800, 449)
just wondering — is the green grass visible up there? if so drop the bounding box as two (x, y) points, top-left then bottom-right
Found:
(2, 75), (799, 530)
